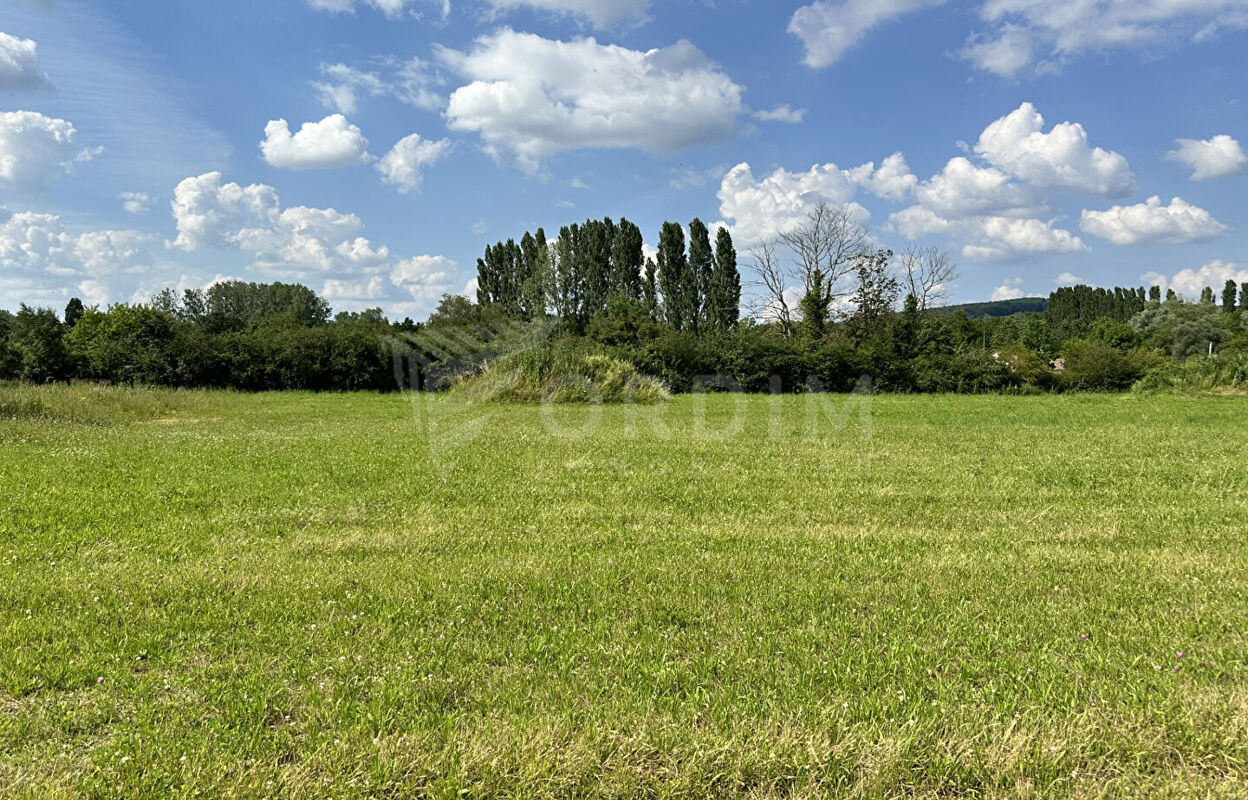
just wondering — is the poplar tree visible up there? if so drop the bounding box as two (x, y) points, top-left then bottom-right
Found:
(709, 227), (740, 330)
(1222, 279), (1238, 313)
(688, 218), (714, 331)
(610, 218), (644, 301)
(657, 222), (689, 330)
(642, 257), (659, 320)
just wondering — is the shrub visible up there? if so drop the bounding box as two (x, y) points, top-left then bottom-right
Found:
(1134, 353), (1248, 394)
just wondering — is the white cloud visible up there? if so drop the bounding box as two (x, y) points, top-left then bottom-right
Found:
(788, 0), (946, 68)
(1167, 134), (1248, 181)
(0, 210), (153, 307)
(376, 133), (451, 193)
(959, 25), (1033, 78)
(715, 161), (870, 245)
(890, 205), (1086, 261)
(964, 0), (1248, 77)
(753, 104), (807, 124)
(391, 254), (455, 303)
(1159, 260), (1248, 298)
(0, 31), (49, 90)
(1080, 196), (1228, 245)
(119, 192), (151, 215)
(260, 115), (372, 170)
(304, 0), (449, 21)
(313, 59), (445, 115)
(974, 102), (1135, 196)
(484, 0), (651, 27)
(169, 171), (389, 276)
(323, 274), (388, 301)
(0, 111), (100, 192)
(911, 156), (1040, 218)
(439, 30), (744, 170)
(471, 219), (488, 235)
(991, 277), (1024, 301)
(847, 152), (918, 201)
(1055, 271), (1083, 285)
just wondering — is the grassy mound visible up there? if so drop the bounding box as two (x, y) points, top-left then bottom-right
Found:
(1133, 354), (1248, 394)
(451, 342), (669, 404)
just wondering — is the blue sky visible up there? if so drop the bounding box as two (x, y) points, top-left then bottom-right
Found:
(2, 0), (1247, 318)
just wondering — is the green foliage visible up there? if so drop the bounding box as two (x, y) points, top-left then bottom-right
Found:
(709, 226), (741, 331)
(205, 281), (331, 329)
(452, 338), (669, 404)
(1134, 353), (1248, 393)
(688, 218), (714, 331)
(10, 305), (70, 383)
(1131, 300), (1227, 358)
(657, 221), (691, 331)
(798, 267), (830, 341)
(1060, 339), (1157, 391)
(66, 305), (176, 385)
(64, 297), (85, 328)
(1047, 284), (1146, 338)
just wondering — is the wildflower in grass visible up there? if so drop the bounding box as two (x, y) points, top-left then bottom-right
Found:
(97, 676), (104, 684)
(1176, 651), (1184, 659)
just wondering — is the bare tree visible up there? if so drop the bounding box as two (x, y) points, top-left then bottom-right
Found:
(745, 203), (870, 336)
(779, 202), (869, 296)
(745, 240), (792, 336)
(898, 243), (956, 315)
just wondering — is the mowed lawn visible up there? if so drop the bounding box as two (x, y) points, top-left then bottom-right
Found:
(2, 385), (1248, 798)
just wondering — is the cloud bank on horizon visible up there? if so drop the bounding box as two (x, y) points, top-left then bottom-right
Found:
(1, 0), (1246, 316)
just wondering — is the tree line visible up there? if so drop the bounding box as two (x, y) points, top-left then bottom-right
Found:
(3, 203), (1248, 394)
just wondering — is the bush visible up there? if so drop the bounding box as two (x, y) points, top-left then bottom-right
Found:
(1134, 353), (1248, 394)
(1060, 339), (1158, 391)
(452, 339), (669, 404)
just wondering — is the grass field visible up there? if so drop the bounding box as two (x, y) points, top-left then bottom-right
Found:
(3, 383), (1248, 798)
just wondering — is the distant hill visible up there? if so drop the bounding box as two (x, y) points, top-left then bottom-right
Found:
(932, 297), (1048, 318)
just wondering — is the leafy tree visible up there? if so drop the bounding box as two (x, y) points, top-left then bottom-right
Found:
(1200, 286), (1215, 305)
(847, 249), (898, 341)
(642, 257), (659, 320)
(708, 227), (740, 331)
(1148, 285), (1162, 303)
(798, 267), (830, 340)
(1241, 282), (1248, 312)
(206, 281), (330, 329)
(688, 218), (714, 331)
(610, 218), (644, 302)
(1223, 280), (1238, 313)
(64, 297), (85, 328)
(10, 305), (70, 382)
(66, 305), (176, 384)
(657, 222), (690, 331)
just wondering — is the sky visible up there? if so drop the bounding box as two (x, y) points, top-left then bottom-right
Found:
(1, 0), (1247, 319)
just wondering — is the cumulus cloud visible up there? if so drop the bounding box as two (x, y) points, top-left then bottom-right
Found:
(715, 161), (869, 245)
(484, 0), (651, 27)
(991, 277), (1024, 301)
(376, 133), (451, 193)
(439, 30), (744, 170)
(1148, 260), (1248, 299)
(1167, 135), (1248, 181)
(1055, 271), (1083, 285)
(753, 105), (807, 124)
(880, 104), (1122, 260)
(974, 103), (1135, 196)
(847, 153), (918, 201)
(0, 111), (101, 192)
(963, 0), (1248, 77)
(0, 31), (50, 90)
(0, 210), (153, 306)
(260, 115), (372, 170)
(303, 0), (448, 21)
(166, 171), (455, 313)
(391, 254), (456, 303)
(788, 0), (947, 68)
(313, 59), (445, 115)
(911, 157), (1040, 218)
(1080, 196), (1229, 245)
(119, 192), (151, 215)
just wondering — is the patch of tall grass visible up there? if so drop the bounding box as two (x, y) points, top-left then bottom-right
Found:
(451, 340), (670, 404)
(1133, 353), (1248, 394)
(0, 381), (229, 425)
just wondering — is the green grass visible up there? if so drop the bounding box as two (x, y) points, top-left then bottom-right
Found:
(2, 384), (1248, 798)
